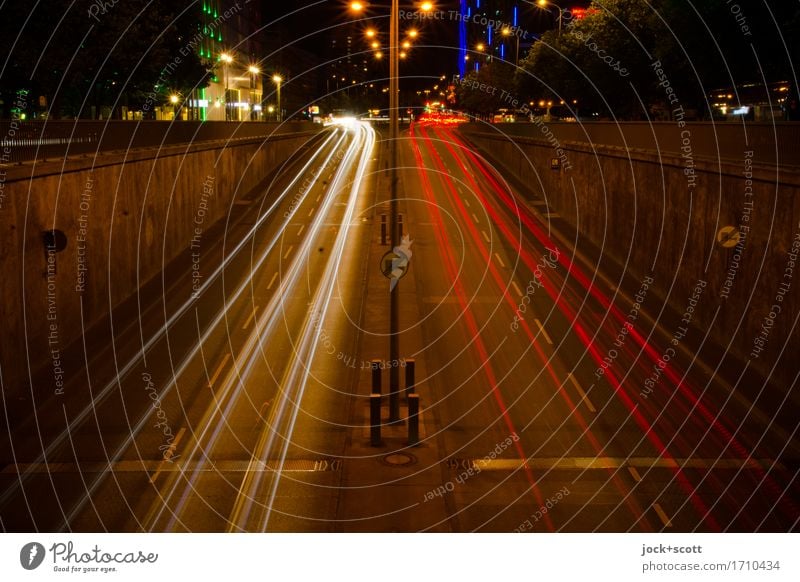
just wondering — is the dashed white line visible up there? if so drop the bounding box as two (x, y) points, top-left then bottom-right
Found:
(628, 466), (642, 482)
(472, 213), (480, 224)
(267, 272), (279, 290)
(481, 230), (490, 243)
(464, 199), (471, 208)
(297, 224), (305, 237)
(209, 354), (231, 388)
(653, 503), (673, 528)
(568, 373), (595, 412)
(149, 427), (186, 484)
(511, 281), (523, 297)
(242, 306), (259, 330)
(283, 246), (294, 260)
(534, 318), (553, 345)
(308, 208), (315, 218)
(494, 253), (506, 268)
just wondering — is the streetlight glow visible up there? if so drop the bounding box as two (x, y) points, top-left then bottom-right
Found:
(248, 65), (260, 75)
(408, 29), (418, 38)
(402, 40), (411, 49)
(169, 94), (179, 104)
(476, 43), (485, 51)
(371, 41), (380, 49)
(350, 1), (364, 12)
(375, 51), (383, 59)
(366, 28), (376, 38)
(420, 2), (433, 11)
(220, 52), (233, 63)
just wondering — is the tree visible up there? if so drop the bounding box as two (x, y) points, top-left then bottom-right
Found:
(516, 0), (800, 120)
(455, 60), (517, 119)
(0, 1), (212, 119)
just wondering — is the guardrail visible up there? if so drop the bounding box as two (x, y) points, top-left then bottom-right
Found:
(0, 120), (316, 164)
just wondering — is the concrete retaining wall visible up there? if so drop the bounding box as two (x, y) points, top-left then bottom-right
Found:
(459, 123), (800, 386)
(0, 128), (322, 391)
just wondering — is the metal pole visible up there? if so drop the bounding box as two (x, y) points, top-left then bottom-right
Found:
(370, 394), (382, 446)
(371, 359), (382, 394)
(405, 358), (415, 400)
(388, 0), (400, 423)
(407, 394), (419, 446)
(276, 80), (282, 122)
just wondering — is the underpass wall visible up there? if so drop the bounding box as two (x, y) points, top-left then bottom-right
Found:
(458, 123), (800, 387)
(0, 128), (322, 392)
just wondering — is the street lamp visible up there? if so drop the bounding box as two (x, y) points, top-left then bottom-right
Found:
(501, 27), (520, 65)
(350, 0), (434, 423)
(169, 94), (180, 120)
(272, 74), (283, 122)
(220, 52), (234, 121)
(536, 0), (564, 35)
(248, 65), (260, 121)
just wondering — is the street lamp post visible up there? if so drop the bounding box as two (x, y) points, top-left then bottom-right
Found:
(351, 0), (430, 424)
(502, 28), (520, 66)
(220, 53), (233, 121)
(248, 65), (260, 121)
(388, 0), (401, 423)
(536, 0), (564, 35)
(273, 74), (283, 122)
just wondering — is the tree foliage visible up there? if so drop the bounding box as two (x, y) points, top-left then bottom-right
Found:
(516, 0), (800, 120)
(0, 1), (212, 118)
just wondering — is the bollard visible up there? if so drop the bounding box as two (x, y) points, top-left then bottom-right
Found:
(405, 359), (416, 401)
(371, 359), (382, 394)
(407, 394), (419, 446)
(370, 393), (382, 447)
(380, 214), (387, 245)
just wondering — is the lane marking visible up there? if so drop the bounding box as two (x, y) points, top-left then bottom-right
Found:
(653, 503), (673, 528)
(209, 353), (231, 388)
(266, 272), (278, 291)
(472, 213), (480, 224)
(494, 253), (506, 268)
(149, 427), (186, 484)
(511, 280), (523, 297)
(308, 208), (315, 218)
(242, 306), (259, 330)
(534, 318), (554, 345)
(628, 466), (642, 482)
(316, 194), (321, 202)
(481, 230), (490, 243)
(443, 457), (780, 471)
(297, 224), (305, 237)
(464, 199), (470, 208)
(283, 246), (294, 260)
(568, 373), (595, 412)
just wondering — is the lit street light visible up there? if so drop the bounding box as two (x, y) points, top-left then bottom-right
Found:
(501, 27), (520, 65)
(535, 0), (565, 35)
(248, 65), (261, 121)
(350, 0), (434, 422)
(272, 74), (283, 122)
(220, 52), (234, 120)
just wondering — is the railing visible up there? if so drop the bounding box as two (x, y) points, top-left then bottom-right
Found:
(0, 120), (317, 164)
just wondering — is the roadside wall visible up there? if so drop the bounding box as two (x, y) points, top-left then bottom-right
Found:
(459, 122), (800, 386)
(0, 129), (322, 391)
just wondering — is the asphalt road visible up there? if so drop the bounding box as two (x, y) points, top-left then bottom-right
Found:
(1, 119), (796, 532)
